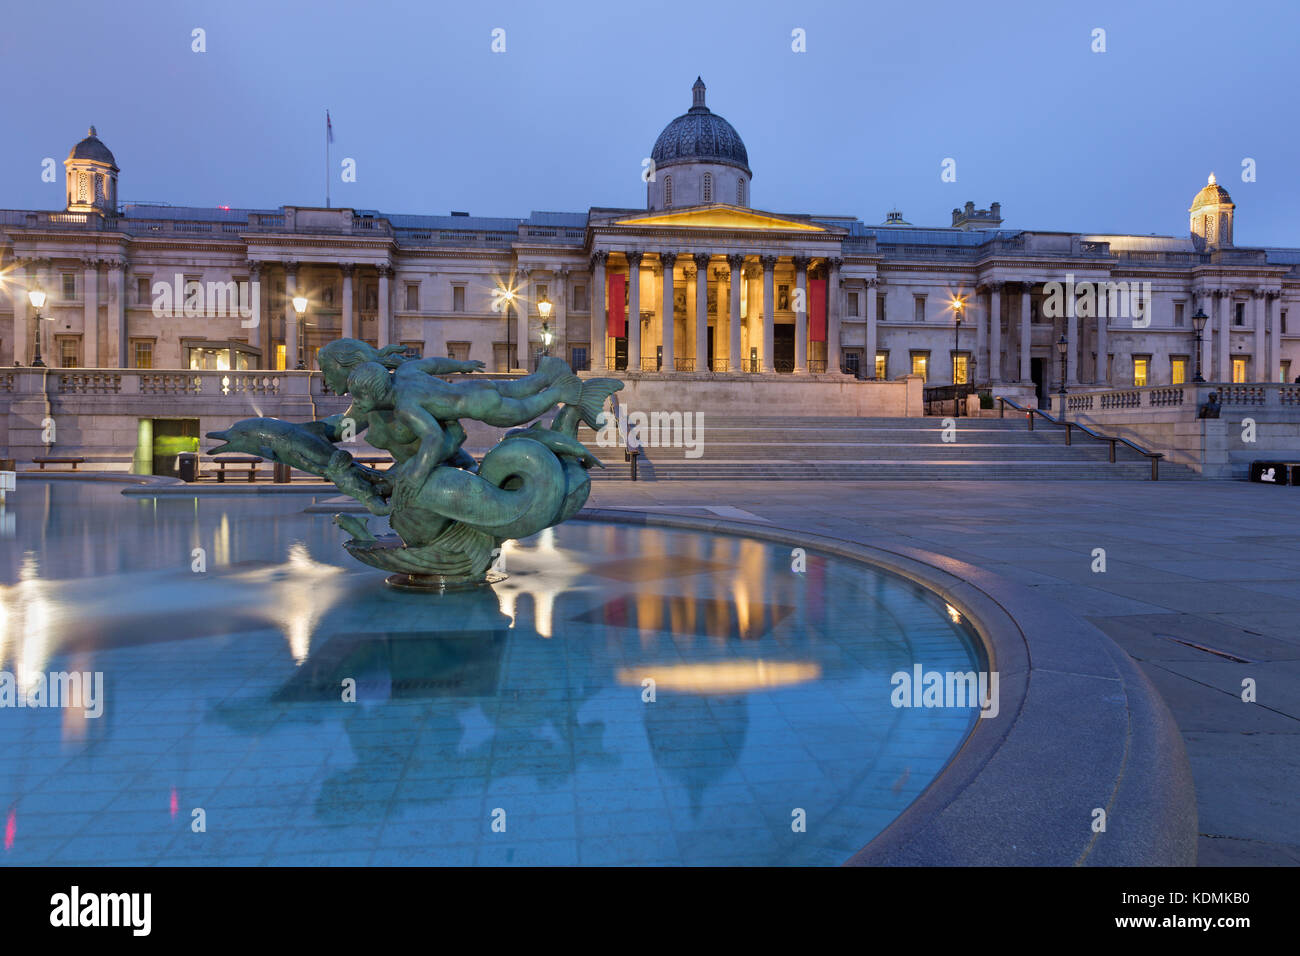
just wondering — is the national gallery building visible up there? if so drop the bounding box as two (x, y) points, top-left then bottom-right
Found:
(2, 78), (1297, 406)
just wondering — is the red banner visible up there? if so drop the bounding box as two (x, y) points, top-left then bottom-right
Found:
(808, 278), (827, 342)
(607, 273), (626, 338)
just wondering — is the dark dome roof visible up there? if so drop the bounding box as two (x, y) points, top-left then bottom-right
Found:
(68, 126), (117, 167)
(650, 78), (750, 175)
(1190, 172), (1232, 209)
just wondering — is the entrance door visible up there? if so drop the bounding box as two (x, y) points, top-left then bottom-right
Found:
(706, 327), (715, 372)
(151, 419), (200, 478)
(1031, 358), (1047, 408)
(613, 336), (628, 371)
(773, 325), (795, 373)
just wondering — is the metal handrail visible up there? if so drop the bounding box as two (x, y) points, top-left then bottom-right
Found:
(997, 396), (1163, 480)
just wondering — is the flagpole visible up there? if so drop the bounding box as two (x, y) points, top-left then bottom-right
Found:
(325, 110), (331, 209)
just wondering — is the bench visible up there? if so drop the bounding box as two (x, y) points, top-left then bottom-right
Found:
(209, 456), (262, 482)
(33, 456), (85, 471)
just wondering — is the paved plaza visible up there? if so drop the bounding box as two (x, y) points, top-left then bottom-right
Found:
(585, 478), (1300, 866)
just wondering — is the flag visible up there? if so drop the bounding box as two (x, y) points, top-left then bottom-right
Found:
(326, 110), (334, 144)
(607, 273), (626, 337)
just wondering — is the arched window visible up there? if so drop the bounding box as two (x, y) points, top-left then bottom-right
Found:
(702, 172), (712, 203)
(664, 175), (672, 207)
(737, 178), (745, 204)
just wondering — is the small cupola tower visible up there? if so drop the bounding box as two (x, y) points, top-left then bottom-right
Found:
(65, 126), (119, 215)
(1189, 172), (1234, 250)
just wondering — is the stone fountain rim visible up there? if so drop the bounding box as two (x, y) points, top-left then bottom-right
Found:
(573, 507), (1198, 867)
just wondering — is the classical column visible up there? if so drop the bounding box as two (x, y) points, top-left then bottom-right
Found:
(377, 264), (393, 351)
(82, 258), (99, 367)
(1066, 289), (1079, 385)
(791, 256), (809, 374)
(826, 257), (842, 374)
(590, 252), (608, 371)
(1094, 298), (1109, 385)
(340, 263), (354, 341)
(865, 278), (879, 379)
(626, 252), (643, 370)
(975, 286), (988, 382)
(1218, 289), (1232, 382)
(660, 252), (677, 371)
(1252, 290), (1266, 381)
(693, 252), (710, 371)
(11, 264), (28, 365)
(554, 268), (568, 361)
(1270, 291), (1283, 383)
(108, 260), (126, 368)
(515, 267), (530, 370)
(1201, 290), (1214, 380)
(243, 261), (263, 358)
(727, 254), (744, 372)
(1019, 283), (1032, 383)
(988, 283), (1002, 384)
(285, 262), (299, 371)
(760, 255), (777, 373)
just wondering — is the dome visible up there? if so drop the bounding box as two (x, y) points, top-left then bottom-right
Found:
(68, 126), (117, 167)
(650, 78), (750, 175)
(1190, 172), (1232, 209)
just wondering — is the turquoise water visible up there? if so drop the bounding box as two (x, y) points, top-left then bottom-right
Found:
(0, 481), (981, 866)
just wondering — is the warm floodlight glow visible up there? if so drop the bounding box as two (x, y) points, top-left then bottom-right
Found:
(616, 660), (821, 694)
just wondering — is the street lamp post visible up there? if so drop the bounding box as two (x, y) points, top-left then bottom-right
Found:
(292, 294), (308, 369)
(27, 287), (49, 367)
(1056, 333), (1069, 418)
(1192, 307), (1208, 383)
(537, 294), (553, 358)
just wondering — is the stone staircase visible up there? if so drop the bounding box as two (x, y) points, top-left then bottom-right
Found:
(578, 415), (1199, 481)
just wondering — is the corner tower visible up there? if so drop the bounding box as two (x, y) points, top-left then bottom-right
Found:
(1190, 172), (1234, 250)
(65, 126), (118, 215)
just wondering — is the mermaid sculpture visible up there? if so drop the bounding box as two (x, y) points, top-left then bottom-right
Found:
(206, 339), (623, 589)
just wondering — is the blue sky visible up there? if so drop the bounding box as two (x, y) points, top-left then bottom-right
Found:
(2, 0), (1296, 243)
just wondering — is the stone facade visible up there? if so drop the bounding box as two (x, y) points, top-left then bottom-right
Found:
(2, 80), (1299, 410)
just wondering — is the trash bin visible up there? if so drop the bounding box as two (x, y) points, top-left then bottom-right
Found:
(177, 452), (199, 483)
(273, 462), (291, 484)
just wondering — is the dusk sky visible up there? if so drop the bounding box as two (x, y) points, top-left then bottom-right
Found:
(3, 0), (1296, 243)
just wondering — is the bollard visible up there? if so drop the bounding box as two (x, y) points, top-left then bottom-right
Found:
(273, 462), (291, 484)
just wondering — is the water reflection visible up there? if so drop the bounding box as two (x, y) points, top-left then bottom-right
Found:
(0, 480), (982, 866)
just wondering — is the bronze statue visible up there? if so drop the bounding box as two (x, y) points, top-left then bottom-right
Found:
(207, 339), (622, 590)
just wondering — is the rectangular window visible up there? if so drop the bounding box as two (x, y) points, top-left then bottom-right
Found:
(1170, 356), (1187, 385)
(952, 353), (969, 385)
(1174, 303), (1185, 327)
(573, 284), (588, 312)
(62, 274), (76, 300)
(446, 342), (470, 361)
(1232, 357), (1247, 383)
(132, 339), (154, 369)
(569, 345), (588, 371)
(914, 295), (926, 323)
(910, 351), (929, 382)
(400, 341), (424, 359)
(1133, 356), (1150, 387)
(1234, 302), (1245, 326)
(405, 284), (419, 311)
(136, 276), (150, 305)
(493, 343), (512, 373)
(364, 285), (378, 310)
(1283, 310), (1289, 334)
(275, 344), (286, 371)
(847, 292), (859, 317)
(1282, 360), (1292, 383)
(452, 286), (465, 312)
(877, 292), (887, 323)
(875, 352), (888, 379)
(57, 335), (80, 368)
(843, 350), (861, 376)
